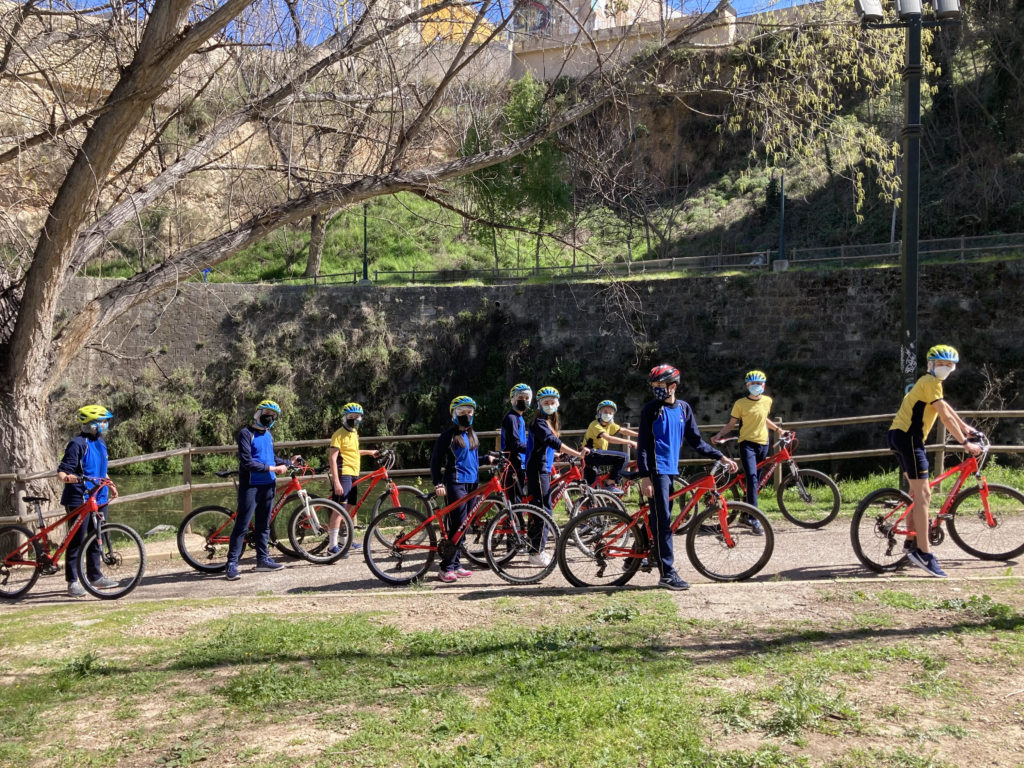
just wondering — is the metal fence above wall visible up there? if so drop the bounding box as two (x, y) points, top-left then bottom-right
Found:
(242, 232), (1024, 287)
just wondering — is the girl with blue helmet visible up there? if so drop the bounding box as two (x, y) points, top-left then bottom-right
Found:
(430, 396), (491, 583)
(525, 387), (587, 568)
(887, 345), (981, 578)
(501, 384), (532, 503)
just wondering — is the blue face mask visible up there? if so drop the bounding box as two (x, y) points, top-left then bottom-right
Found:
(652, 386), (670, 401)
(748, 384), (764, 397)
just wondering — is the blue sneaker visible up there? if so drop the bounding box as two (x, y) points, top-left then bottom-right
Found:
(743, 515), (765, 536)
(906, 549), (947, 578)
(225, 563), (240, 581)
(658, 572), (691, 591)
(254, 558), (284, 572)
(341, 541), (362, 559)
(327, 545), (342, 556)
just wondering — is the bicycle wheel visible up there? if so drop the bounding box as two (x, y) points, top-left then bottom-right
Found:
(947, 484), (1024, 561)
(177, 505), (235, 572)
(79, 523), (146, 600)
(0, 525), (42, 599)
(850, 488), (912, 573)
(462, 497), (505, 569)
(287, 497), (353, 564)
(484, 504), (559, 585)
(686, 502), (774, 582)
(370, 485), (433, 524)
(364, 506), (436, 585)
(556, 482), (590, 523)
(557, 507), (646, 588)
(777, 469), (841, 528)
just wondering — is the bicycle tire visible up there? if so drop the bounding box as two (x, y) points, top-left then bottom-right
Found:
(850, 488), (912, 573)
(79, 523), (146, 600)
(947, 484), (1024, 561)
(557, 506), (646, 588)
(686, 501), (774, 582)
(777, 469), (841, 528)
(363, 506), (436, 585)
(370, 485), (433, 524)
(287, 497), (353, 564)
(177, 505), (235, 572)
(0, 524), (42, 599)
(484, 504), (559, 585)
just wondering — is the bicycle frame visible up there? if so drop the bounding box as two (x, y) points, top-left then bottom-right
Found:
(3, 479), (113, 570)
(200, 466), (321, 545)
(391, 473), (510, 553)
(883, 453), (989, 536)
(718, 436), (798, 497)
(600, 470), (739, 561)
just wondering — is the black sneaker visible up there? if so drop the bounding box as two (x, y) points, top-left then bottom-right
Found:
(658, 573), (691, 591)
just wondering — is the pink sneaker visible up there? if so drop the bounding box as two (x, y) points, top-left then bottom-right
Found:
(439, 570), (458, 583)
(454, 566), (473, 579)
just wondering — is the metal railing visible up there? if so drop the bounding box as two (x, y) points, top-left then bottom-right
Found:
(236, 232), (1024, 287)
(2, 410), (1022, 525)
(789, 232), (1024, 266)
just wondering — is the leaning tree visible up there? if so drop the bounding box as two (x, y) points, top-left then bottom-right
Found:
(0, 0), (905, 509)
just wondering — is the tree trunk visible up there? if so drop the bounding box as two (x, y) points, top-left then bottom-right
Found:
(305, 212), (328, 277)
(0, 384), (58, 517)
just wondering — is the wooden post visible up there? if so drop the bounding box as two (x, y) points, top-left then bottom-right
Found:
(182, 444), (193, 517)
(773, 419), (784, 488)
(14, 470), (27, 522)
(935, 424), (946, 492)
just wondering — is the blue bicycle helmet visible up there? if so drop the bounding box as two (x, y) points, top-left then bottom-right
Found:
(744, 370), (767, 383)
(926, 345), (959, 363)
(536, 386), (560, 400)
(596, 399), (617, 414)
(509, 383), (532, 404)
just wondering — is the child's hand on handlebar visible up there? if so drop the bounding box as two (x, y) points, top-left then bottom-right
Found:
(721, 457), (738, 473)
(434, 483), (447, 498)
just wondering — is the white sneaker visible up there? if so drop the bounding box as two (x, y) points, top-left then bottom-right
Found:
(527, 552), (551, 567)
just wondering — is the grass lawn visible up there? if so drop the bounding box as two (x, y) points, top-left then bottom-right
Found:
(2, 581), (1023, 768)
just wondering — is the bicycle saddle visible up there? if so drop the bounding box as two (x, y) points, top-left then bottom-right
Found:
(22, 495), (49, 503)
(619, 470), (638, 480)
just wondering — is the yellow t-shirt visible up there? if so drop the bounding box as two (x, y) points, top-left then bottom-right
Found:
(890, 374), (944, 441)
(584, 420), (621, 451)
(730, 396), (773, 445)
(329, 427), (361, 476)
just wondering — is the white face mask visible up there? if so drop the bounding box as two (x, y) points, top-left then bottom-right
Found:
(599, 411), (614, 424)
(931, 363), (955, 381)
(748, 384), (764, 397)
(541, 401), (559, 415)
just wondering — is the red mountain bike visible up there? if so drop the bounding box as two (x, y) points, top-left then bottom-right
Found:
(556, 461), (774, 587)
(715, 432), (841, 528)
(176, 459), (342, 572)
(0, 478), (146, 600)
(851, 433), (1024, 571)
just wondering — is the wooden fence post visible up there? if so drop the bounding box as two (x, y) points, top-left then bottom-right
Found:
(773, 420), (784, 488)
(182, 444), (193, 517)
(14, 469), (27, 522)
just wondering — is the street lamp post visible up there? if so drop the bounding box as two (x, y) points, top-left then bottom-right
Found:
(853, 0), (961, 393)
(359, 202), (372, 286)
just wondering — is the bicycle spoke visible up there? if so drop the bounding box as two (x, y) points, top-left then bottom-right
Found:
(850, 489), (911, 573)
(557, 507), (644, 588)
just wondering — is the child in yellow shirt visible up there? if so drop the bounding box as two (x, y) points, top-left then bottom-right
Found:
(327, 403), (379, 555)
(711, 370), (785, 535)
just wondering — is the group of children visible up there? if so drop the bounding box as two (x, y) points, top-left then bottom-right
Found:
(56, 343), (978, 594)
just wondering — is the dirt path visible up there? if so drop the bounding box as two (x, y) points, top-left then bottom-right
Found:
(4, 523), (1018, 617)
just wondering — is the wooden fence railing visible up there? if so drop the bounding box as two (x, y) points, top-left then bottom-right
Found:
(2, 410), (1023, 524)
